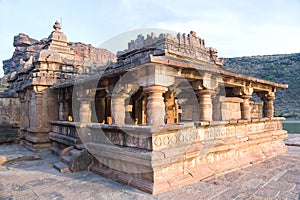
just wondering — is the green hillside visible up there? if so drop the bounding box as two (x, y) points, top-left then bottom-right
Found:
(222, 53), (300, 119)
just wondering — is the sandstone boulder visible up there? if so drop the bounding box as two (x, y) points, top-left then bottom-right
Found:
(13, 33), (38, 47)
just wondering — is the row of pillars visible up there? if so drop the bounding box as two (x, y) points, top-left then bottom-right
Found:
(241, 95), (275, 120)
(74, 85), (275, 126)
(76, 85), (169, 126)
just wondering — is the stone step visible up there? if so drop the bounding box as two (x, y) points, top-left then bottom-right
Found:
(61, 155), (72, 165)
(70, 149), (81, 157)
(53, 162), (70, 173)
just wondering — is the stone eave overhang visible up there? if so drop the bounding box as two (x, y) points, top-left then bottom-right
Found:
(149, 55), (288, 90)
(50, 54), (288, 91)
(50, 72), (105, 90)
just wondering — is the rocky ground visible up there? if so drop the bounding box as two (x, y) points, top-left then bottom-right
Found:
(0, 134), (299, 200)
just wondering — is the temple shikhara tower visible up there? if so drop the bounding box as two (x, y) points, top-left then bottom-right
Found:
(0, 21), (288, 194)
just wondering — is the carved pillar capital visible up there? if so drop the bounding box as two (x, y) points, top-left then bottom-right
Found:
(143, 85), (168, 94)
(196, 89), (215, 96)
(232, 86), (253, 97)
(241, 94), (252, 100)
(33, 85), (48, 93)
(76, 85), (95, 100)
(191, 75), (219, 91)
(256, 91), (275, 99)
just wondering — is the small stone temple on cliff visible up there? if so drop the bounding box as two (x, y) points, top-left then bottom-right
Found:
(0, 21), (288, 194)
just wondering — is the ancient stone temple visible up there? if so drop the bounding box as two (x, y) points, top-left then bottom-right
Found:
(1, 21), (115, 149)
(0, 22), (288, 194)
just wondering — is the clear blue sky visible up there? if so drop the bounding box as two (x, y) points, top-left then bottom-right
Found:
(0, 0), (299, 77)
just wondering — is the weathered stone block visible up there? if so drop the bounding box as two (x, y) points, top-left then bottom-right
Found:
(69, 149), (93, 172)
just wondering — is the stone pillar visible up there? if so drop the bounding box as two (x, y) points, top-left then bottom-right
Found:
(241, 95), (252, 119)
(164, 91), (175, 124)
(98, 97), (106, 123)
(111, 94), (128, 125)
(143, 85), (168, 125)
(22, 87), (53, 151)
(35, 92), (44, 129)
(19, 94), (26, 130)
(212, 95), (222, 121)
(197, 89), (213, 122)
(125, 98), (133, 124)
(26, 92), (31, 129)
(105, 94), (112, 124)
(78, 98), (93, 123)
(262, 96), (275, 118)
(59, 100), (69, 121)
(58, 88), (71, 121)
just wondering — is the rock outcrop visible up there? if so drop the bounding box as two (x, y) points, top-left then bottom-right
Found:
(13, 33), (39, 47)
(3, 33), (115, 75)
(3, 33), (44, 74)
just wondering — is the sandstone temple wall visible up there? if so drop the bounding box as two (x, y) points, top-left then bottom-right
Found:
(1, 21), (115, 151)
(0, 93), (20, 143)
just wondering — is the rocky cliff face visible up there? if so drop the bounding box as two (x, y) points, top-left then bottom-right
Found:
(2, 33), (44, 74)
(2, 33), (115, 75)
(223, 53), (300, 118)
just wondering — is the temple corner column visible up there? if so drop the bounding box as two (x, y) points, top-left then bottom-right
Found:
(241, 95), (252, 120)
(262, 95), (275, 118)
